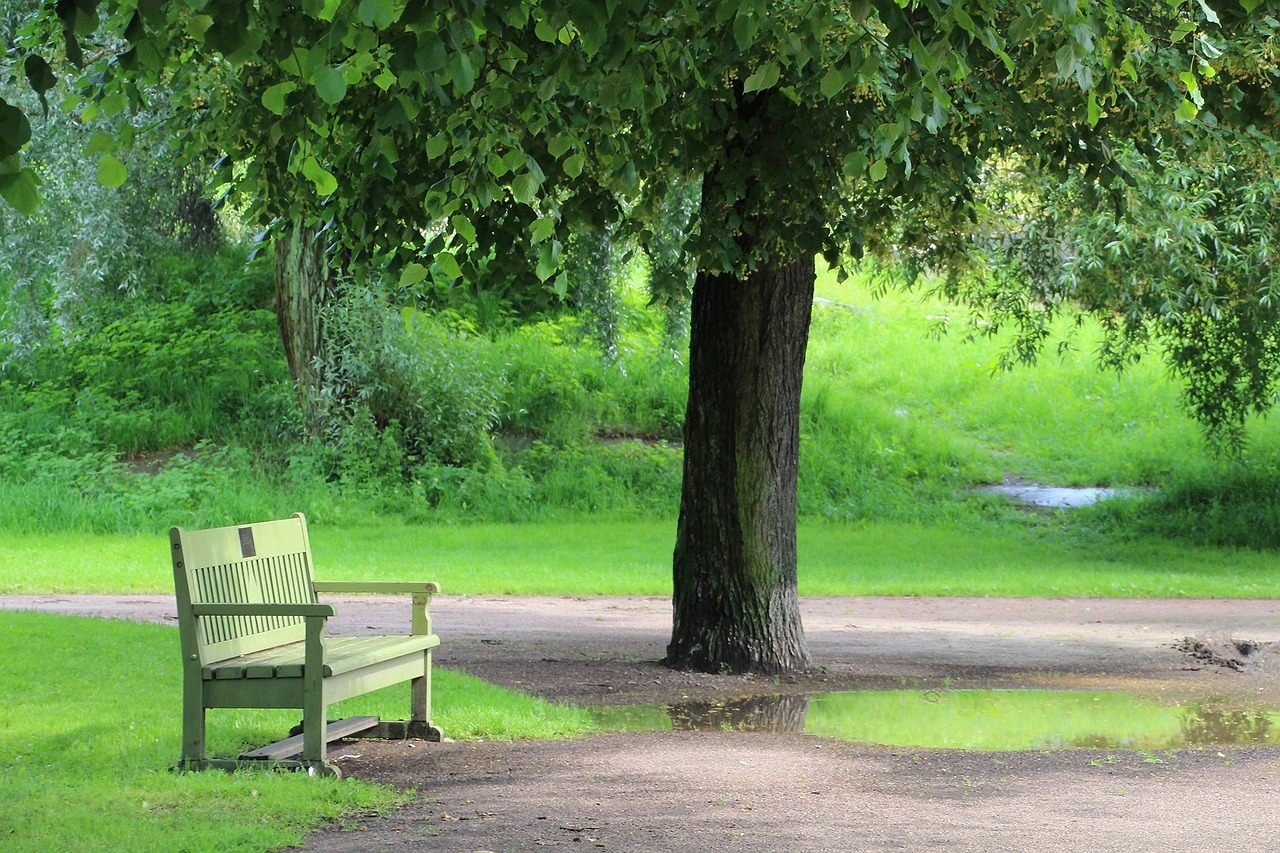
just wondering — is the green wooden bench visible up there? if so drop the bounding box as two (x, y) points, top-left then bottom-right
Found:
(170, 513), (442, 776)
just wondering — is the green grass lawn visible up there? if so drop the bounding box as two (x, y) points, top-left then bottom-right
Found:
(0, 610), (591, 852)
(4, 516), (1279, 598)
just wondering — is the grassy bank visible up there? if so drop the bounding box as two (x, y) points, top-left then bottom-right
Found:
(6, 249), (1280, 548)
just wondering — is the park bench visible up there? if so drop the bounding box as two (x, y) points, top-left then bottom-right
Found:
(170, 512), (442, 776)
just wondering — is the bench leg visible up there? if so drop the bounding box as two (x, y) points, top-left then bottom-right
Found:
(301, 687), (328, 772)
(411, 649), (432, 722)
(298, 615), (337, 774)
(409, 649), (443, 741)
(178, 672), (207, 770)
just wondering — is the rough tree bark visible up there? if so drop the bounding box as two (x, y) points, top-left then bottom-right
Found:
(273, 221), (335, 432)
(666, 256), (816, 674)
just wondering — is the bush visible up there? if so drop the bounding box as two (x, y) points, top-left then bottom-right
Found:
(2, 298), (285, 455)
(311, 286), (502, 479)
(488, 317), (687, 443)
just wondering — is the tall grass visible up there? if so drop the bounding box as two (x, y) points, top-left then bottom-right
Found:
(807, 272), (1226, 488)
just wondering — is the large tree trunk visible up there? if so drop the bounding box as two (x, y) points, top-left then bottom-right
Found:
(666, 257), (815, 674)
(274, 221), (335, 432)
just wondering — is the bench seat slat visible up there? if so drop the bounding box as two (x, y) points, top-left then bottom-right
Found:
(203, 634), (440, 680)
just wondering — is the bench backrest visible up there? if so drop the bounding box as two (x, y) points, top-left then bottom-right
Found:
(171, 513), (317, 666)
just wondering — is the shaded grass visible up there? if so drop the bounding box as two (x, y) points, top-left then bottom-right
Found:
(4, 515), (1280, 598)
(0, 611), (592, 852)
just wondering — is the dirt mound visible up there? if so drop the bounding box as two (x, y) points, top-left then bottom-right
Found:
(1175, 635), (1279, 673)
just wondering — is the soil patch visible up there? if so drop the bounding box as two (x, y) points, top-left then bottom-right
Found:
(7, 594), (1280, 851)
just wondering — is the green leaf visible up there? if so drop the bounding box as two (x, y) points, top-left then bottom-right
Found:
(434, 249), (463, 279)
(820, 67), (849, 99)
(869, 159), (888, 182)
(426, 134), (449, 159)
(535, 239), (562, 281)
(1175, 98), (1199, 121)
(86, 131), (116, 155)
(550, 271), (569, 299)
(547, 135), (574, 158)
(0, 101), (31, 158)
(569, 1), (608, 56)
(1054, 44), (1078, 81)
(449, 51), (476, 94)
(399, 262), (429, 287)
(262, 81), (297, 116)
(733, 11), (758, 51)
(743, 61), (780, 94)
(487, 151), (509, 177)
(1008, 12), (1039, 43)
(1197, 0), (1221, 24)
(1046, 0), (1077, 18)
(358, 0), (397, 28)
(530, 216), (556, 243)
(535, 18), (558, 43)
(301, 155), (338, 195)
(1087, 91), (1102, 126)
(511, 172), (540, 204)
(97, 154), (128, 188)
(1170, 21), (1196, 43)
(23, 55), (56, 114)
(313, 66), (347, 104)
(450, 214), (477, 243)
(564, 153), (585, 178)
(842, 151), (868, 178)
(0, 167), (40, 214)
(101, 92), (129, 117)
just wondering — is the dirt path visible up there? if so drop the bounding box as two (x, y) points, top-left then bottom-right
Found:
(7, 594), (1280, 851)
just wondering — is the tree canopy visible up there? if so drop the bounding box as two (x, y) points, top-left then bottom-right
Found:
(8, 1), (1269, 282)
(7, 0), (1280, 672)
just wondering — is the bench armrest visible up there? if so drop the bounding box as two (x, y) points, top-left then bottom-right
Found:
(311, 580), (439, 636)
(191, 603), (336, 618)
(311, 581), (440, 595)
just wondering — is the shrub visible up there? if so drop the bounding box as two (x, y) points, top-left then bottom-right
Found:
(311, 286), (502, 481)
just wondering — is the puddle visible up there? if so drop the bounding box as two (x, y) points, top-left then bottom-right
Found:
(590, 690), (1280, 751)
(974, 485), (1128, 508)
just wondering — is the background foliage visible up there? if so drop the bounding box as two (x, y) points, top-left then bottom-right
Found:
(3, 237), (1280, 547)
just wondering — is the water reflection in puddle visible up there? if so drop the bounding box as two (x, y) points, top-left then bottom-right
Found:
(590, 690), (1280, 751)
